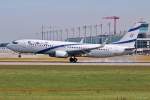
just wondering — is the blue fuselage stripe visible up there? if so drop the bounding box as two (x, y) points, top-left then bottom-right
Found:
(36, 44), (80, 54)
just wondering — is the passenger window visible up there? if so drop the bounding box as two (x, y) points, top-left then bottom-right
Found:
(28, 41), (33, 45)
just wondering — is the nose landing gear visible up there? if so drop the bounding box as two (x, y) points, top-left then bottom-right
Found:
(69, 57), (78, 63)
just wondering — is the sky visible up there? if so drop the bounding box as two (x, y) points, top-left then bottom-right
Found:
(0, 0), (150, 42)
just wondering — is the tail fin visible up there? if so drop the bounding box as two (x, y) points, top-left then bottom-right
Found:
(113, 22), (148, 48)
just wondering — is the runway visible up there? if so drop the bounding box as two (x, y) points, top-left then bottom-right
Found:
(0, 61), (150, 66)
(0, 55), (150, 65)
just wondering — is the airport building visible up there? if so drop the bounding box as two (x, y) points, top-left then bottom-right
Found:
(134, 22), (150, 54)
(0, 43), (12, 53)
(0, 43), (17, 57)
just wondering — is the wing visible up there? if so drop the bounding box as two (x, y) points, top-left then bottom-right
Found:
(67, 39), (108, 56)
(67, 45), (104, 56)
(67, 49), (89, 56)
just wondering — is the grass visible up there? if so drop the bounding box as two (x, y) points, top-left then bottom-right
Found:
(0, 65), (149, 99)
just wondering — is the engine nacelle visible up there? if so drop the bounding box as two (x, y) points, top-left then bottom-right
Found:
(55, 51), (68, 58)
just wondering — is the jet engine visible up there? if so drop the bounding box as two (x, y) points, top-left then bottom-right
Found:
(55, 51), (68, 58)
(49, 51), (68, 58)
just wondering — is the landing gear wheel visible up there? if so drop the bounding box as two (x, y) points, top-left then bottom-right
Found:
(18, 54), (22, 58)
(69, 57), (74, 63)
(69, 57), (78, 63)
(74, 58), (77, 63)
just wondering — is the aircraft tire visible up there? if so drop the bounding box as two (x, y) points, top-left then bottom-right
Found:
(69, 57), (78, 63)
(18, 54), (22, 58)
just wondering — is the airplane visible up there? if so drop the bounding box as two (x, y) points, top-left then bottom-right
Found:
(6, 22), (144, 63)
(86, 22), (145, 57)
(6, 39), (105, 63)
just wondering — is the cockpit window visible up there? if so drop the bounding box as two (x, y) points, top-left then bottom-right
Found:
(12, 41), (18, 44)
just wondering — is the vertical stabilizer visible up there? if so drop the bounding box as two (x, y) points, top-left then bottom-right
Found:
(113, 22), (148, 48)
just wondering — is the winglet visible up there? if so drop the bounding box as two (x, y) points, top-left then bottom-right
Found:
(101, 38), (108, 47)
(91, 38), (108, 50)
(79, 38), (84, 43)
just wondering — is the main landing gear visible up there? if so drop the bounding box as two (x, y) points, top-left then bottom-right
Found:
(69, 57), (78, 63)
(18, 53), (22, 58)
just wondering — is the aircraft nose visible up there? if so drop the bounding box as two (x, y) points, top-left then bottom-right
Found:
(6, 43), (15, 50)
(6, 43), (11, 49)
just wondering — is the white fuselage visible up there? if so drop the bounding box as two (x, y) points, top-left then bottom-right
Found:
(7, 39), (128, 58)
(87, 44), (127, 57)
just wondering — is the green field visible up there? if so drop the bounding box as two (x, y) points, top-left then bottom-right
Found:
(0, 65), (150, 100)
